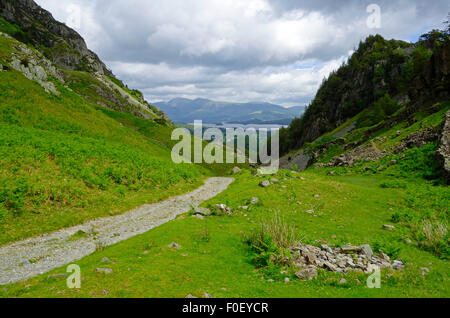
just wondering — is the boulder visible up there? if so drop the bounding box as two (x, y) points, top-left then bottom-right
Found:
(168, 242), (181, 249)
(259, 180), (270, 188)
(359, 244), (373, 259)
(95, 268), (113, 274)
(193, 206), (211, 216)
(295, 268), (318, 281)
(231, 167), (241, 175)
(216, 204), (232, 215)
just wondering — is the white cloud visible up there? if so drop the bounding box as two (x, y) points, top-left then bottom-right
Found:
(34, 0), (449, 106)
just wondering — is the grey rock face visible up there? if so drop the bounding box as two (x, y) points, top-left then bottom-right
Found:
(0, 0), (107, 74)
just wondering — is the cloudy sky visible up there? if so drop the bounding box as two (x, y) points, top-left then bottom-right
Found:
(35, 0), (448, 107)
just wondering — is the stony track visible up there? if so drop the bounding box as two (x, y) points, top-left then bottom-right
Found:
(0, 177), (234, 285)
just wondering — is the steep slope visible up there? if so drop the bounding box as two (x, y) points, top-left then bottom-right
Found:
(280, 29), (450, 182)
(0, 0), (167, 121)
(154, 98), (305, 124)
(0, 31), (209, 245)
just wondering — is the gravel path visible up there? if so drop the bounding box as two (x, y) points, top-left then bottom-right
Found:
(0, 177), (234, 285)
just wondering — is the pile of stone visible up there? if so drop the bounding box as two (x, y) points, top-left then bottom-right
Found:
(290, 243), (404, 280)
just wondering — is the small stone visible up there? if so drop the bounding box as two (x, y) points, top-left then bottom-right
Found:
(314, 194), (320, 198)
(238, 206), (249, 210)
(168, 242), (181, 249)
(339, 278), (347, 285)
(270, 178), (280, 184)
(360, 244), (373, 259)
(377, 165), (384, 171)
(331, 235), (337, 239)
(421, 267), (430, 275)
(186, 294), (197, 298)
(221, 287), (227, 291)
(393, 260), (405, 270)
(390, 160), (397, 166)
(383, 224), (395, 231)
(305, 209), (315, 214)
(284, 277), (290, 283)
(305, 253), (317, 265)
(102, 290), (110, 295)
(101, 257), (114, 264)
(327, 171), (336, 176)
(95, 268), (113, 274)
(379, 252), (390, 262)
(231, 167), (241, 175)
(250, 197), (260, 205)
(204, 292), (212, 298)
(386, 274), (393, 278)
(259, 180), (271, 188)
(396, 130), (402, 137)
(193, 214), (205, 220)
(295, 268), (318, 280)
(324, 261), (337, 272)
(405, 238), (412, 244)
(216, 204), (232, 215)
(320, 244), (333, 253)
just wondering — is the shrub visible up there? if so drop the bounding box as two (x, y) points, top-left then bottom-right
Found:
(414, 220), (449, 259)
(244, 214), (298, 267)
(375, 93), (399, 116)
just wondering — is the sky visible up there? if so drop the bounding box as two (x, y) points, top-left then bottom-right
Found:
(35, 0), (449, 107)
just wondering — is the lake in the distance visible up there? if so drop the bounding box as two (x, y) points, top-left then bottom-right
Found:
(198, 123), (287, 129)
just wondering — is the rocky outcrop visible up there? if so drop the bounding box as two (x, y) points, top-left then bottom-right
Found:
(0, 1), (169, 122)
(0, 0), (108, 74)
(1, 32), (62, 94)
(290, 243), (404, 279)
(437, 110), (450, 183)
(281, 32), (450, 155)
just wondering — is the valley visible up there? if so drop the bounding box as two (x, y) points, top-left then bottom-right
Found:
(0, 0), (448, 300)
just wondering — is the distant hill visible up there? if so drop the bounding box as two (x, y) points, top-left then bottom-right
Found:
(154, 98), (305, 124)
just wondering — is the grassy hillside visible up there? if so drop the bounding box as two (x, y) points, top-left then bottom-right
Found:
(0, 33), (211, 245)
(1, 168), (448, 298)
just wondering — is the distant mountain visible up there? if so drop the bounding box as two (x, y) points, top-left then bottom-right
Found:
(153, 98), (306, 124)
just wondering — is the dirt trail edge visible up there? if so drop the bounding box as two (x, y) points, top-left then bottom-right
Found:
(0, 177), (234, 285)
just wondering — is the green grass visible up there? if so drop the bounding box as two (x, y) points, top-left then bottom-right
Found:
(0, 35), (218, 244)
(1, 170), (448, 298)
